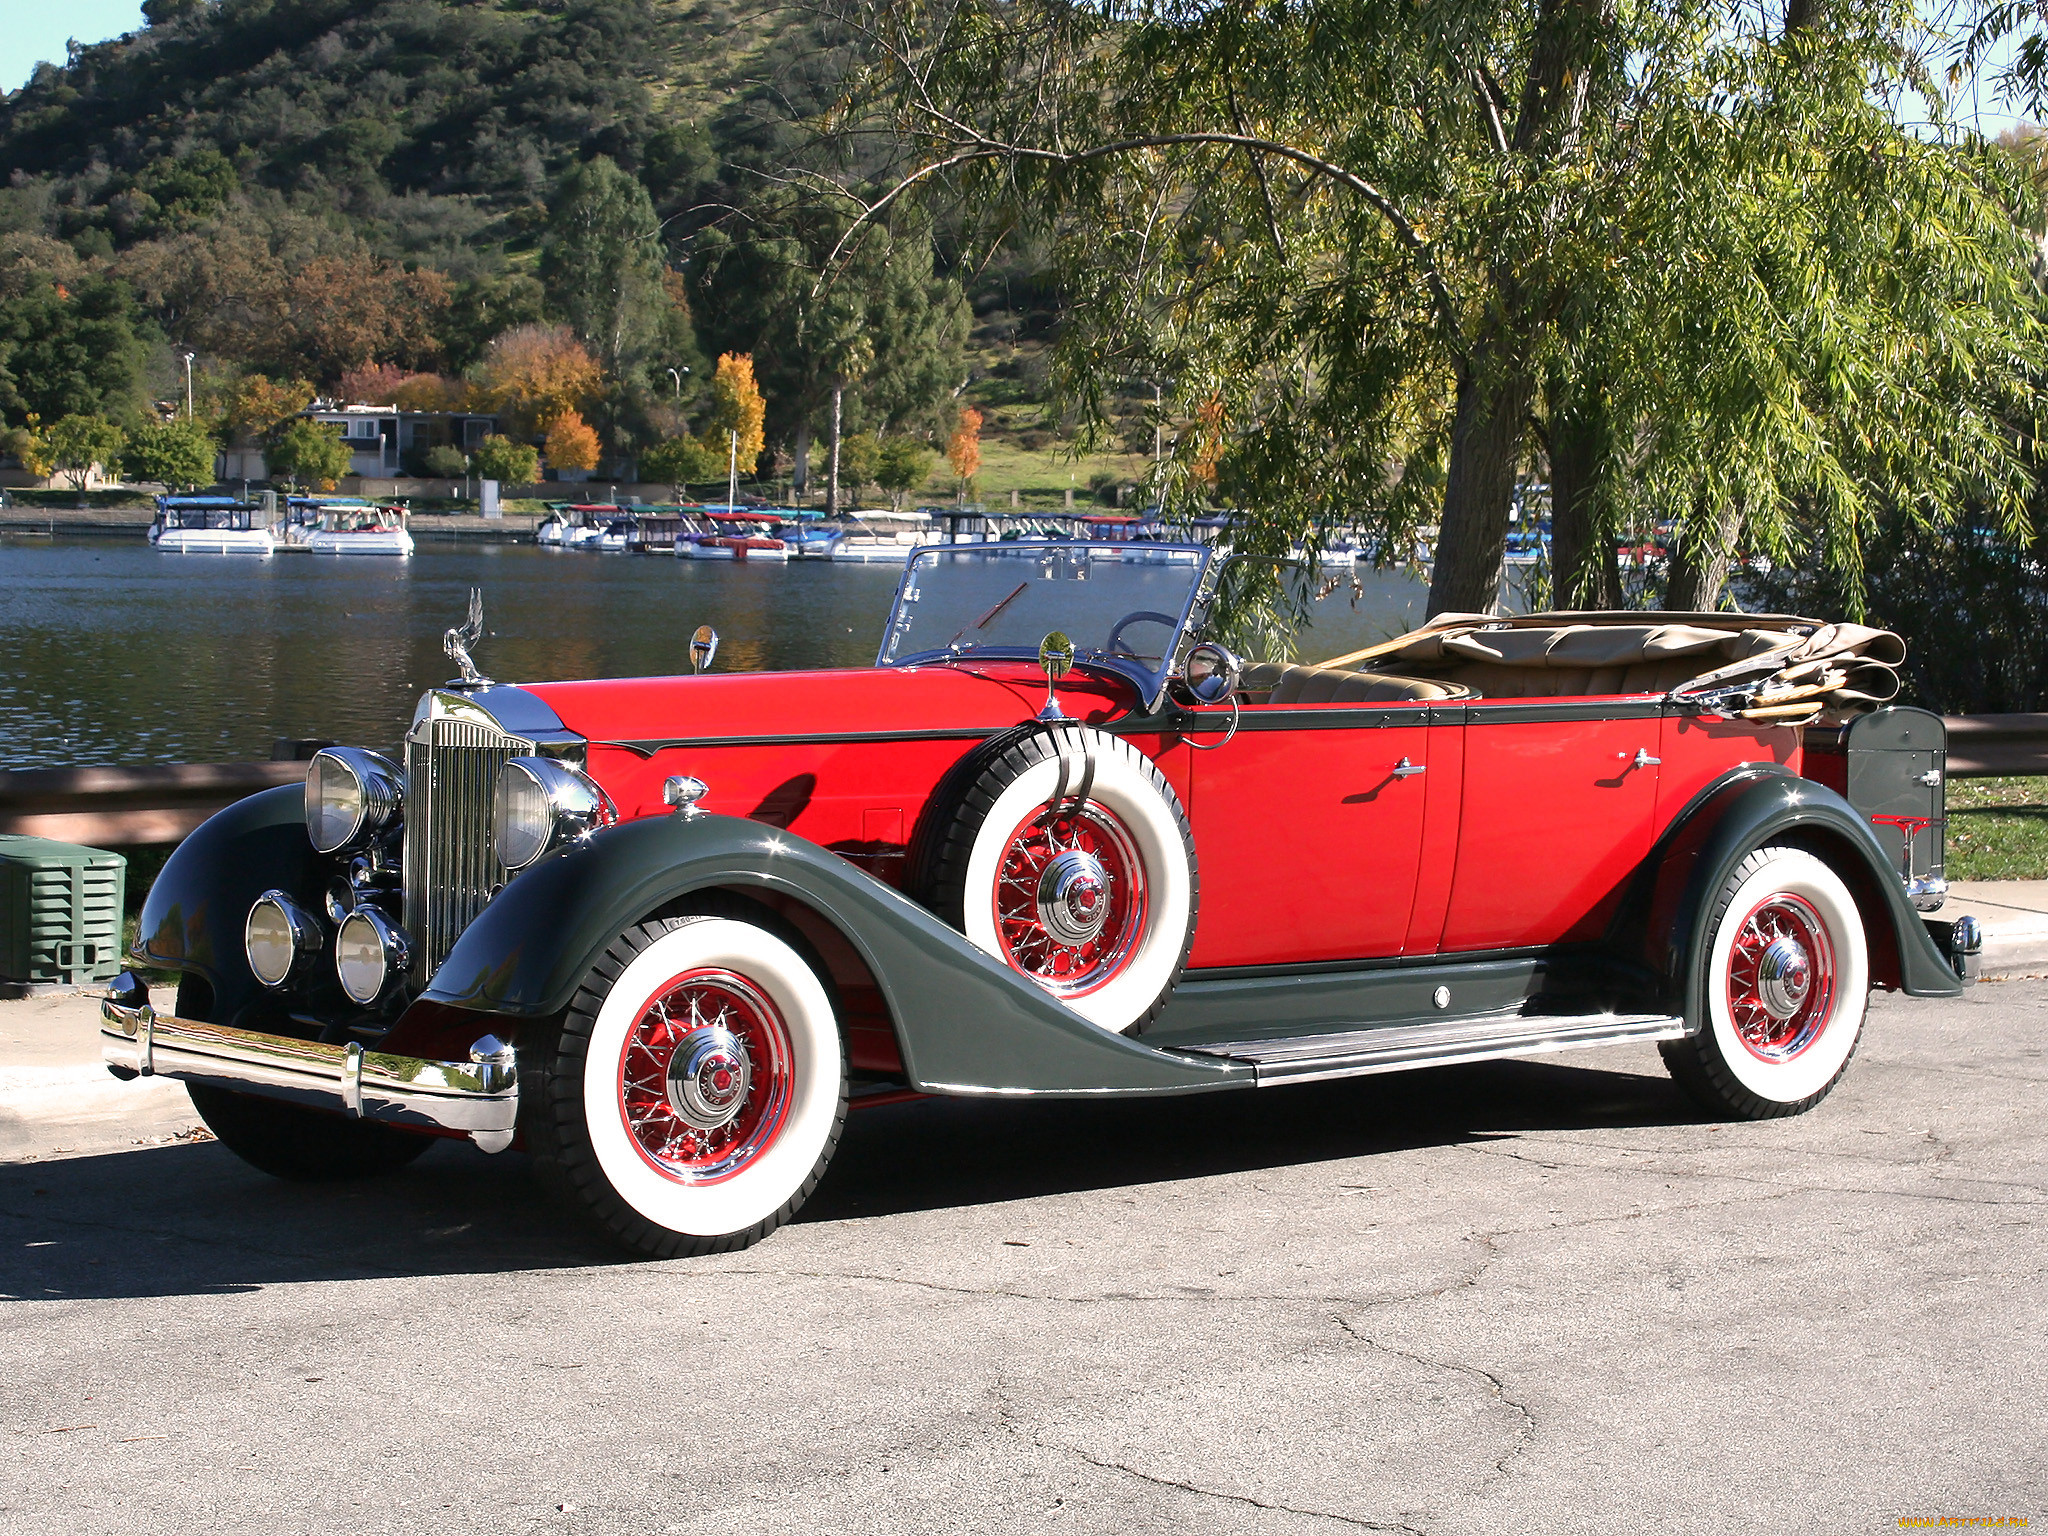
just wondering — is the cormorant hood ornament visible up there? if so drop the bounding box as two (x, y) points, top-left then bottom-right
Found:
(444, 587), (493, 688)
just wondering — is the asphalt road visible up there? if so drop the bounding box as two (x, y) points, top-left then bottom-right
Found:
(3, 981), (2044, 1536)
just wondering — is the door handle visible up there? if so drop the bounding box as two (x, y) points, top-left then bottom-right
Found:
(1631, 748), (1660, 769)
(1391, 757), (1425, 778)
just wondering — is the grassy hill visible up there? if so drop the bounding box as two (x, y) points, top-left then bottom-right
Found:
(0, 0), (1151, 499)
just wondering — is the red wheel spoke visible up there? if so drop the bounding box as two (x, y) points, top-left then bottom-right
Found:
(617, 967), (795, 1185)
(990, 804), (1149, 998)
(1724, 893), (1836, 1062)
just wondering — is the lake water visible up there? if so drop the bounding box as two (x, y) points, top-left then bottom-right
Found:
(0, 536), (1449, 768)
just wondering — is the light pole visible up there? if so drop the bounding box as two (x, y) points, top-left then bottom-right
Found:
(666, 365), (688, 398)
(183, 352), (196, 419)
(727, 429), (739, 512)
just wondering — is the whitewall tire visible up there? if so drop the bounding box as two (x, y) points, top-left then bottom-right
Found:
(919, 725), (1198, 1034)
(532, 912), (847, 1256)
(1661, 845), (1870, 1119)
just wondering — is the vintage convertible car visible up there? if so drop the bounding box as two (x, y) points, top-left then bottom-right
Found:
(102, 542), (1982, 1255)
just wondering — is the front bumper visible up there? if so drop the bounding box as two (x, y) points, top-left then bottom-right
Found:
(101, 979), (519, 1152)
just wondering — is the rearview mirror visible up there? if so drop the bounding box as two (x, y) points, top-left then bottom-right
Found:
(690, 624), (718, 674)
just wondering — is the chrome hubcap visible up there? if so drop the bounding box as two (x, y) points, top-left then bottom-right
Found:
(1756, 937), (1812, 1021)
(666, 1024), (752, 1132)
(1036, 849), (1110, 947)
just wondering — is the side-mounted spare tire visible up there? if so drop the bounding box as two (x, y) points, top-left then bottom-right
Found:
(914, 723), (1198, 1034)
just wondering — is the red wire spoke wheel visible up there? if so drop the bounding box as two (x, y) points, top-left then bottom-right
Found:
(990, 804), (1149, 997)
(1723, 894), (1836, 1064)
(1661, 845), (1869, 1119)
(920, 723), (1198, 1035)
(533, 913), (847, 1257)
(617, 968), (794, 1183)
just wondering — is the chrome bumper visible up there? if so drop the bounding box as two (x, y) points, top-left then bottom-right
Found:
(101, 985), (519, 1153)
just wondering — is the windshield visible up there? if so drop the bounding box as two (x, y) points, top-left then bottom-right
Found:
(876, 542), (1210, 706)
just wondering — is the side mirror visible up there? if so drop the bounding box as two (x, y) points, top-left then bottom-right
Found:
(1181, 641), (1242, 704)
(1036, 630), (1075, 722)
(690, 624), (718, 674)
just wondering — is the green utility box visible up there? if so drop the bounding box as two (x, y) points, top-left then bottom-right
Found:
(0, 836), (127, 993)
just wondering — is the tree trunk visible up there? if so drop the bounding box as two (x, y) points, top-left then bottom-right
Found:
(1663, 498), (1745, 611)
(826, 385), (843, 519)
(1427, 354), (1535, 616)
(792, 419), (810, 501)
(1545, 385), (1621, 610)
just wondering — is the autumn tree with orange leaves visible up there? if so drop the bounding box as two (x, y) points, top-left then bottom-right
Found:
(946, 406), (982, 495)
(543, 410), (602, 474)
(472, 324), (602, 437)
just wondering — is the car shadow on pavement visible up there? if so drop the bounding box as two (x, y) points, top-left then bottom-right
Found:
(0, 1053), (1703, 1301)
(805, 1049), (1705, 1223)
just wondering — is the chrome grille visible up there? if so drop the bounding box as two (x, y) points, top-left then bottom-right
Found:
(403, 714), (531, 976)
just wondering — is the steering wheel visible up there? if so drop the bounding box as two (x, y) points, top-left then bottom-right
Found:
(1105, 610), (1179, 659)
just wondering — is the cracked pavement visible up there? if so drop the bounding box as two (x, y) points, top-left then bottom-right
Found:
(2, 980), (2044, 1535)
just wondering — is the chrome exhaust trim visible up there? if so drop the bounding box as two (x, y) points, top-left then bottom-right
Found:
(101, 981), (518, 1153)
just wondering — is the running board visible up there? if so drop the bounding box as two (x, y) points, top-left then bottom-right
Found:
(1169, 1010), (1687, 1085)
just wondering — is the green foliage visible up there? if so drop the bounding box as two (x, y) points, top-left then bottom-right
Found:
(837, 432), (880, 493)
(0, 267), (153, 425)
(470, 434), (540, 485)
(267, 418), (353, 491)
(542, 156), (676, 383)
(3, 422), (52, 477)
(44, 414), (128, 489)
(874, 435), (936, 509)
(419, 444), (470, 480)
(829, 0), (2045, 637)
(1747, 505), (2048, 714)
(123, 418), (218, 489)
(640, 435), (725, 486)
(692, 211), (970, 449)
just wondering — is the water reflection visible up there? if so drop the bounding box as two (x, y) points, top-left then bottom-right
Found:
(0, 539), (1446, 768)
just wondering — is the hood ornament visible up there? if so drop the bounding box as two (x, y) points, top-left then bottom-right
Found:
(444, 587), (493, 689)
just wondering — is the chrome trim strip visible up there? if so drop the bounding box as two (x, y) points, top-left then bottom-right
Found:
(1174, 1010), (1687, 1085)
(606, 726), (1003, 756)
(101, 998), (518, 1147)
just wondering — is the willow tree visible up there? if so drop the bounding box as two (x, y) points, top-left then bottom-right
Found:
(821, 0), (2039, 624)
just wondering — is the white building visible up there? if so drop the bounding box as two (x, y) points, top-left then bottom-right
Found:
(303, 403), (502, 478)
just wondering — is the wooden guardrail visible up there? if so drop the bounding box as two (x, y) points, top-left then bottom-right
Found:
(2, 714), (2044, 847)
(1942, 714), (2048, 778)
(0, 761), (305, 844)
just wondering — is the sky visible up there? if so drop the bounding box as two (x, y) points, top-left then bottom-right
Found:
(1, 1), (142, 95)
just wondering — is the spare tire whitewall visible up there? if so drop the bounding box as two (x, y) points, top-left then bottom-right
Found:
(927, 725), (1198, 1034)
(534, 913), (847, 1256)
(1662, 845), (1870, 1119)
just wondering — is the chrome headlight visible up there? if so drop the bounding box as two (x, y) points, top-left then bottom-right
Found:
(305, 748), (403, 855)
(245, 891), (323, 989)
(336, 905), (412, 1005)
(493, 756), (612, 873)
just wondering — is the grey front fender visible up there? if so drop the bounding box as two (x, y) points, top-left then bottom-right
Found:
(417, 813), (1249, 1098)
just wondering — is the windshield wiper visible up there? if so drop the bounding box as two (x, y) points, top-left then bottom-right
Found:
(942, 580), (1031, 651)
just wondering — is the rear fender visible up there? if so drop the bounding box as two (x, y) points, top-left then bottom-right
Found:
(1620, 765), (1961, 1020)
(405, 812), (1248, 1098)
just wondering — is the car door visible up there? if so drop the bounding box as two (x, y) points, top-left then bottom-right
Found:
(1434, 699), (1663, 953)
(1182, 697), (1438, 967)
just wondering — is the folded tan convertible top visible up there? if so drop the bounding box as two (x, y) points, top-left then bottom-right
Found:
(1318, 610), (1905, 720)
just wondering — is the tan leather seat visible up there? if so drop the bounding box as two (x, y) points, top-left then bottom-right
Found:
(1237, 663), (1465, 704)
(1404, 656), (1716, 699)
